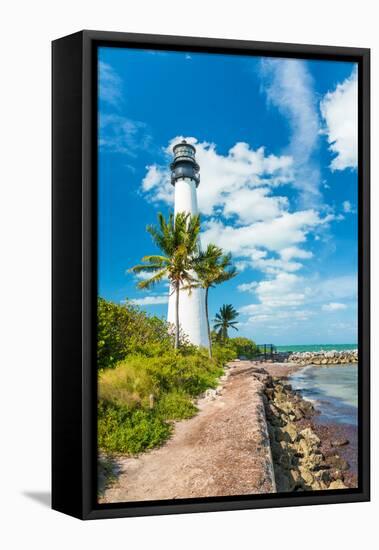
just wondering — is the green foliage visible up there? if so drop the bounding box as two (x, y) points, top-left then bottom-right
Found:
(98, 401), (171, 454)
(98, 360), (157, 409)
(194, 244), (237, 290)
(211, 335), (259, 360)
(156, 391), (197, 420)
(143, 351), (223, 396)
(97, 297), (172, 369)
(228, 336), (259, 359)
(213, 304), (239, 340)
(212, 341), (238, 364)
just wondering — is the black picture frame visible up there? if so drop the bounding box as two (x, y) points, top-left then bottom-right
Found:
(52, 30), (370, 520)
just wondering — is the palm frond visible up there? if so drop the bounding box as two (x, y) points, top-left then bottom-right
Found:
(137, 269), (168, 289)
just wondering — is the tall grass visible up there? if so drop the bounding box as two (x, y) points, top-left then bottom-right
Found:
(98, 348), (230, 455)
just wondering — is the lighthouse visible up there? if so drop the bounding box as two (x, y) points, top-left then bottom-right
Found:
(167, 140), (210, 348)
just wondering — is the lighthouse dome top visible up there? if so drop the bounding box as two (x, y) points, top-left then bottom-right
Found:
(173, 140), (196, 160)
(170, 139), (200, 187)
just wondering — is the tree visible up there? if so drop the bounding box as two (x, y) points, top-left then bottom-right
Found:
(213, 304), (239, 341)
(130, 212), (200, 349)
(194, 244), (237, 357)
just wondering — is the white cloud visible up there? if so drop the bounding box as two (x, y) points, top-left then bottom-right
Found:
(237, 281), (258, 293)
(201, 209), (331, 257)
(342, 200), (355, 213)
(322, 302), (347, 312)
(142, 137), (293, 219)
(260, 58), (321, 206)
(99, 114), (152, 155)
(280, 246), (313, 261)
(222, 186), (289, 225)
(132, 271), (155, 281)
(315, 274), (357, 302)
(320, 67), (358, 171)
(142, 164), (173, 203)
(241, 272), (307, 311)
(99, 61), (122, 106)
(129, 295), (168, 306)
(238, 273), (356, 328)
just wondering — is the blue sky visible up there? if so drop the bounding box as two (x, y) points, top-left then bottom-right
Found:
(98, 46), (358, 345)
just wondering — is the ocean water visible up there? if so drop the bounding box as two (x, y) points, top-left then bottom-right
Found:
(289, 364), (358, 426)
(276, 344), (357, 353)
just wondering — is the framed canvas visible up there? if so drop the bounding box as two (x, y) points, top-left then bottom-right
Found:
(52, 30), (370, 520)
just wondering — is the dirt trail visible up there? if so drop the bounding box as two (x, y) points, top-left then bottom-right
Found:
(100, 361), (283, 503)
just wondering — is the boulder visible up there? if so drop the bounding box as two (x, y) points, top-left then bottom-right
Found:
(283, 422), (298, 443)
(329, 479), (348, 489)
(299, 428), (321, 448)
(331, 438), (349, 447)
(325, 455), (349, 471)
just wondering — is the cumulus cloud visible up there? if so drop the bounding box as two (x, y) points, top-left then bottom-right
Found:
(322, 302), (347, 312)
(201, 209), (332, 259)
(239, 273), (356, 328)
(129, 295), (168, 306)
(142, 137), (293, 218)
(260, 58), (321, 206)
(320, 67), (358, 171)
(237, 281), (258, 293)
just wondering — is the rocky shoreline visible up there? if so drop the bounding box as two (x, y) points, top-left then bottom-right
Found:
(286, 349), (358, 365)
(263, 374), (356, 492)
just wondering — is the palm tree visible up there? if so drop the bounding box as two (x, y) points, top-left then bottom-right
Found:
(213, 304), (239, 341)
(194, 245), (237, 357)
(130, 212), (200, 349)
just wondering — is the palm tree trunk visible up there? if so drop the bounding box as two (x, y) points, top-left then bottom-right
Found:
(204, 287), (212, 358)
(174, 281), (180, 349)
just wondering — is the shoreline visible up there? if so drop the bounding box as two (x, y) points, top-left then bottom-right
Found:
(260, 361), (357, 491)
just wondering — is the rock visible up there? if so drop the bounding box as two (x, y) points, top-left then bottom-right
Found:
(299, 467), (314, 486)
(283, 422), (298, 443)
(329, 479), (348, 489)
(314, 469), (331, 483)
(288, 349), (358, 365)
(331, 438), (349, 447)
(289, 469), (301, 484)
(301, 452), (324, 471)
(325, 455), (349, 471)
(268, 404), (280, 417)
(204, 389), (217, 400)
(300, 428), (321, 448)
(330, 469), (344, 481)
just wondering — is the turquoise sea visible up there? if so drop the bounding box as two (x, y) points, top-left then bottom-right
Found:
(289, 364), (358, 426)
(276, 343), (357, 353)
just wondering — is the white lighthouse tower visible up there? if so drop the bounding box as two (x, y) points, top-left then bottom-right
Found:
(167, 140), (210, 348)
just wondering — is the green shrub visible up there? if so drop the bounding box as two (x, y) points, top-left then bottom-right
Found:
(212, 342), (237, 364)
(97, 298), (173, 369)
(98, 401), (171, 454)
(156, 391), (197, 420)
(143, 352), (223, 396)
(228, 336), (259, 359)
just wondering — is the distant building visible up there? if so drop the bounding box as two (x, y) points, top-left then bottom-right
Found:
(167, 140), (209, 348)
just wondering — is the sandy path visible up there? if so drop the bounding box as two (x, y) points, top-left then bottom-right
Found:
(100, 361), (281, 504)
